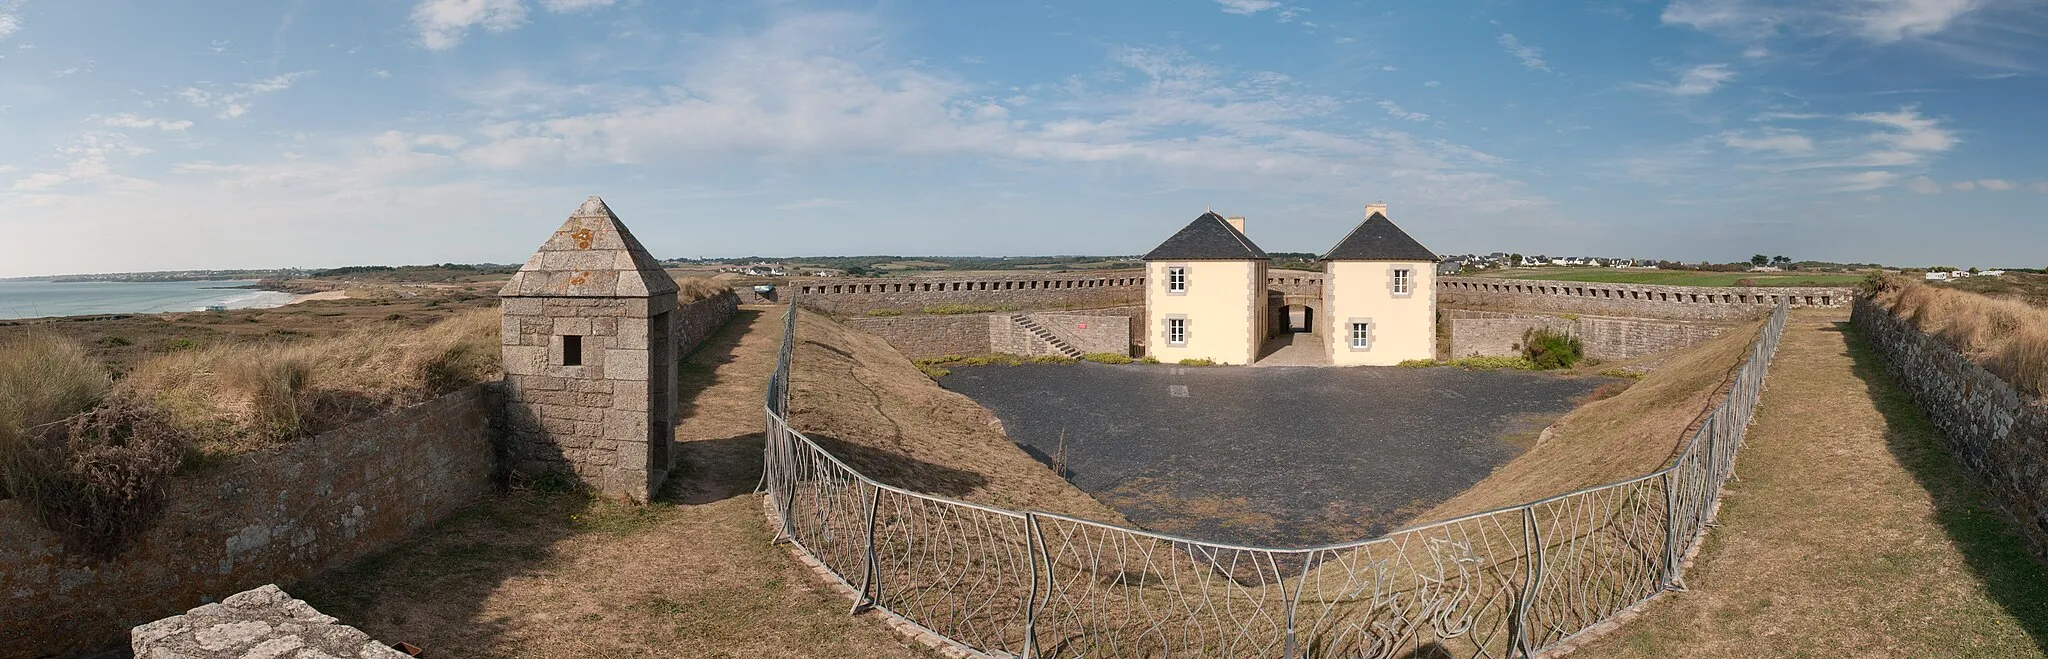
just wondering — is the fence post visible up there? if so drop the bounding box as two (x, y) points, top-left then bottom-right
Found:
(1514, 506), (1544, 658)
(1024, 513), (1042, 659)
(852, 482), (880, 614)
(1660, 470), (1680, 590)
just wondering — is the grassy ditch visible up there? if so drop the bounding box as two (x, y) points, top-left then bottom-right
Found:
(0, 310), (501, 556)
(1870, 275), (2048, 397)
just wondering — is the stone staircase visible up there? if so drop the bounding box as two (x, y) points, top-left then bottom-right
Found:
(1010, 314), (1085, 358)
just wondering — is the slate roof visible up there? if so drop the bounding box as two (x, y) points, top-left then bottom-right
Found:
(1142, 211), (1270, 261)
(500, 196), (680, 298)
(1320, 212), (1438, 262)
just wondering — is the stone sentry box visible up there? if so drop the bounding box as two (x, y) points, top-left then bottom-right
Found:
(500, 197), (679, 501)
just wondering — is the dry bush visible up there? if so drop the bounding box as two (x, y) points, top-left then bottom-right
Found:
(121, 308), (502, 456)
(1877, 277), (2048, 397)
(674, 277), (730, 302)
(0, 335), (113, 498)
(4, 398), (185, 559)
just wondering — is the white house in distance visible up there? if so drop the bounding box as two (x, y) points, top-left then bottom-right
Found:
(1141, 212), (1271, 365)
(1141, 203), (1438, 366)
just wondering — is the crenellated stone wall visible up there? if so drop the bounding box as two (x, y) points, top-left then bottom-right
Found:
(787, 271), (1146, 315)
(0, 384), (499, 656)
(1854, 298), (2048, 561)
(1438, 276), (1849, 321)
(1444, 309), (1732, 361)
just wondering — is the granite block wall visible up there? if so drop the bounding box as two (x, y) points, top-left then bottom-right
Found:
(1445, 309), (1731, 361)
(787, 271), (1146, 315)
(0, 384), (499, 656)
(1029, 313), (1133, 356)
(843, 314), (994, 358)
(846, 310), (1135, 359)
(1439, 276), (1850, 321)
(1855, 298), (2048, 561)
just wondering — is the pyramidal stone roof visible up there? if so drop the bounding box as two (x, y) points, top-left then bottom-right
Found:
(1321, 212), (1438, 262)
(1142, 211), (1270, 261)
(500, 196), (679, 298)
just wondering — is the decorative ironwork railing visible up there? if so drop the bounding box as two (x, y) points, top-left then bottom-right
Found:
(762, 299), (1790, 658)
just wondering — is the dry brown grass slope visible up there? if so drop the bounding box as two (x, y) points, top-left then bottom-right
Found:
(787, 308), (1125, 522)
(1878, 277), (2048, 397)
(1577, 309), (2048, 658)
(1414, 318), (1764, 523)
(299, 307), (937, 658)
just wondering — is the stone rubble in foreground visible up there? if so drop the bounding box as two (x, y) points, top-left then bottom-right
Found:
(130, 584), (408, 659)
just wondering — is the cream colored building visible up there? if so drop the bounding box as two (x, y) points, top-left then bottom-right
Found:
(1140, 204), (1437, 366)
(1142, 212), (1270, 365)
(1321, 204), (1438, 365)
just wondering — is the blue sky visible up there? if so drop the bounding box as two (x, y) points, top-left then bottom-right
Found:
(1, 0), (2044, 277)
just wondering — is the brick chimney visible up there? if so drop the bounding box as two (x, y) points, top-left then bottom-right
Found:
(1365, 202), (1388, 219)
(1226, 216), (1247, 234)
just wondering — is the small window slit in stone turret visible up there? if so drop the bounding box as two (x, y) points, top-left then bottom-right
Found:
(563, 335), (583, 366)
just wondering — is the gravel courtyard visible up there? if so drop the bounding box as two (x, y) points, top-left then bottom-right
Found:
(941, 363), (1617, 547)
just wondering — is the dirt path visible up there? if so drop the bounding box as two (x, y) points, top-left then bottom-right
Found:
(298, 307), (932, 658)
(1577, 309), (2048, 658)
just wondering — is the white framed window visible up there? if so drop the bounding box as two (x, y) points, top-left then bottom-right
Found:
(1167, 266), (1188, 294)
(1391, 268), (1412, 296)
(1167, 317), (1188, 345)
(1347, 318), (1373, 351)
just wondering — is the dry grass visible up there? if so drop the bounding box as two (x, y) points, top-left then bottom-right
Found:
(674, 276), (731, 302)
(1879, 276), (2048, 397)
(1414, 318), (1765, 523)
(1577, 309), (2048, 657)
(120, 308), (500, 456)
(0, 334), (113, 490)
(789, 309), (1124, 522)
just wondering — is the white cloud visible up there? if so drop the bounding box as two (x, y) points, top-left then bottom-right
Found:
(1831, 170), (1898, 192)
(2035, 181), (2048, 193)
(0, 0), (23, 41)
(1377, 100), (1430, 122)
(1950, 180), (1975, 190)
(538, 0), (613, 11)
(1215, 0), (1282, 15)
(1853, 0), (1982, 43)
(412, 0), (527, 51)
(1971, 71), (2021, 79)
(1497, 34), (1551, 72)
(1909, 175), (1943, 193)
(1662, 0), (1988, 45)
(98, 113), (194, 131)
(774, 197), (853, 210)
(1978, 178), (2014, 190)
(180, 71), (312, 119)
(1674, 63), (1736, 95)
(1423, 80), (1441, 87)
(1721, 130), (1812, 153)
(373, 69), (392, 78)
(10, 132), (154, 192)
(1849, 106), (1958, 152)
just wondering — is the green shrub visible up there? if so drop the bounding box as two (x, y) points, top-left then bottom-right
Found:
(1522, 328), (1584, 370)
(916, 363), (951, 379)
(863, 309), (904, 317)
(1137, 356), (1161, 364)
(1440, 356), (1539, 370)
(1083, 352), (1134, 365)
(1028, 355), (1078, 364)
(1397, 359), (1440, 368)
(164, 338), (199, 351)
(1177, 358), (1216, 366)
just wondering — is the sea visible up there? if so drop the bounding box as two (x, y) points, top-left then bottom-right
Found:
(0, 280), (298, 321)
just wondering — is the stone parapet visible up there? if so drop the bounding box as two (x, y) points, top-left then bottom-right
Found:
(131, 584), (410, 658)
(1439, 275), (1850, 321)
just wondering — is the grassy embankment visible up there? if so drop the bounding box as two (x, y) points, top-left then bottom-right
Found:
(1875, 276), (2048, 396)
(1471, 267), (1867, 288)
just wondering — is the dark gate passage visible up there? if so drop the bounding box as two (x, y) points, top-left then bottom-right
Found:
(942, 364), (1616, 546)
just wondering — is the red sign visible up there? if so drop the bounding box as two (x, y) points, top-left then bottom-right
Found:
(1077, 323), (1088, 329)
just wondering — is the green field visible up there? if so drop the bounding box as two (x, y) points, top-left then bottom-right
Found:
(1476, 268), (1868, 287)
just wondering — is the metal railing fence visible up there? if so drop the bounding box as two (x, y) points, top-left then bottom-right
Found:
(762, 300), (1790, 658)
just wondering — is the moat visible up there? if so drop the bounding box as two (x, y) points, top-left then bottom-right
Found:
(941, 363), (1618, 546)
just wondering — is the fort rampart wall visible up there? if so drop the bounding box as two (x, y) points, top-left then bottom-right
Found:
(770, 271), (1147, 315)
(1438, 275), (1850, 321)
(845, 308), (1139, 359)
(1444, 309), (1732, 361)
(1855, 298), (2048, 561)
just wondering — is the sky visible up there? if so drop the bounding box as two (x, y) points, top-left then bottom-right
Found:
(1, 0), (2044, 277)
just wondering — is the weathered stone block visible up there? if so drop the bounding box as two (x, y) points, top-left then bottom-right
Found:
(604, 348), (649, 382)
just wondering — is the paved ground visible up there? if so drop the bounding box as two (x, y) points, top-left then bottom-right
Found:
(1577, 309), (2048, 658)
(1254, 332), (1330, 366)
(941, 363), (1613, 547)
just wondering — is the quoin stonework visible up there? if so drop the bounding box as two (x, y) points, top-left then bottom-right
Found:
(500, 196), (681, 500)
